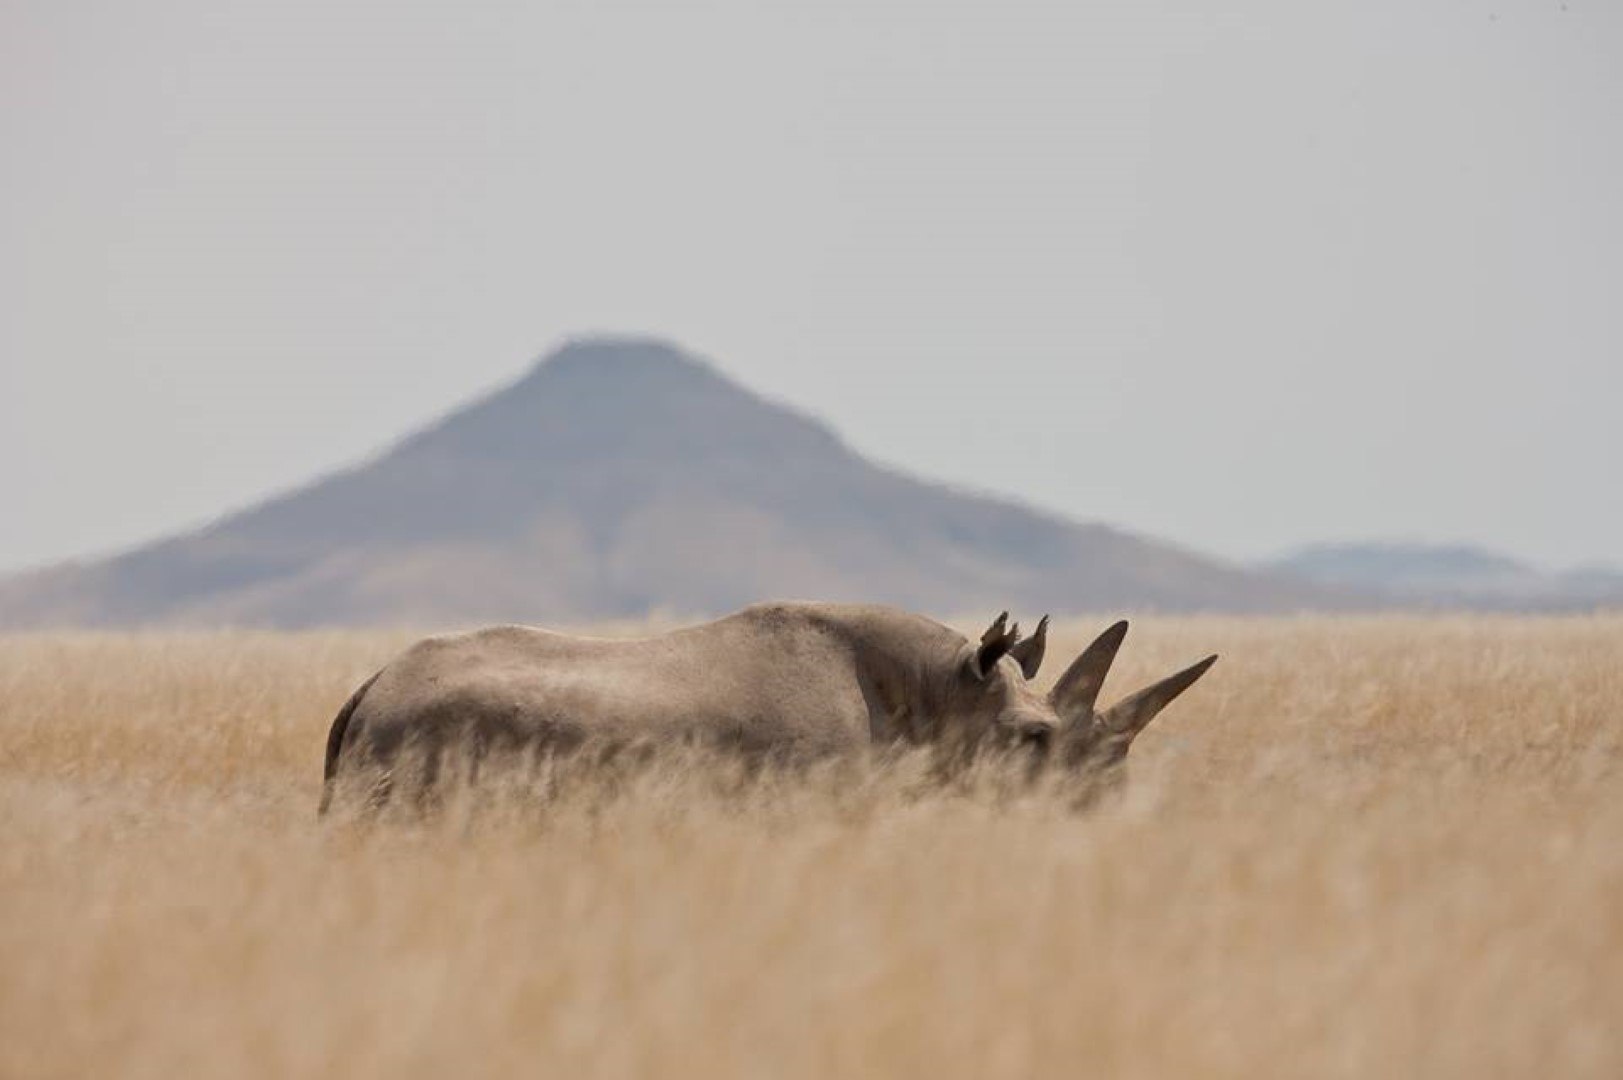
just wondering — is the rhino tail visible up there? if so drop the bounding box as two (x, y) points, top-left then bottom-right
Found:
(318, 670), (382, 817)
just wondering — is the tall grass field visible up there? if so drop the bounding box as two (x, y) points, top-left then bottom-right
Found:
(3, 617), (1620, 1078)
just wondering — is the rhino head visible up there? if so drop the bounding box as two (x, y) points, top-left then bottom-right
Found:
(945, 613), (1217, 773)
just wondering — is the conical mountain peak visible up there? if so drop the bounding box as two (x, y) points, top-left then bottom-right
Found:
(525, 336), (721, 382)
(397, 337), (846, 466)
(0, 335), (1329, 627)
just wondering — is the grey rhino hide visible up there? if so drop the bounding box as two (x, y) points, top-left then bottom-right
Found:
(319, 602), (1216, 813)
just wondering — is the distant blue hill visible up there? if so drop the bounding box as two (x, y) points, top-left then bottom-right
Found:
(1265, 542), (1623, 611)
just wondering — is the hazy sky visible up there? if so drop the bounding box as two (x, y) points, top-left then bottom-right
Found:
(4, 0), (1620, 574)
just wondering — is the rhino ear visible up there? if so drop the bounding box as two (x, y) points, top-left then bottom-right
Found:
(971, 612), (1018, 679)
(1008, 615), (1048, 679)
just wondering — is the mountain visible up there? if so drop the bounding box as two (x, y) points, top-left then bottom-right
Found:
(1265, 542), (1623, 611)
(0, 338), (1335, 628)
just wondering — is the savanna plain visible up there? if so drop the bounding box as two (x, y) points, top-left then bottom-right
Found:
(2, 616), (1620, 1079)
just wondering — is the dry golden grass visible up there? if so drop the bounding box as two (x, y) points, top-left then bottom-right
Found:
(2, 617), (1621, 1079)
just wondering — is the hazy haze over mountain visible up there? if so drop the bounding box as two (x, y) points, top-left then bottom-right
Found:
(0, 339), (1332, 628)
(3, 1), (1620, 575)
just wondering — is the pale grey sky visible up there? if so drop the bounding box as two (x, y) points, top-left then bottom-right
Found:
(4, 0), (1620, 574)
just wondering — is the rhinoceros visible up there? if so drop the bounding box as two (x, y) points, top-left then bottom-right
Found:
(319, 602), (1216, 814)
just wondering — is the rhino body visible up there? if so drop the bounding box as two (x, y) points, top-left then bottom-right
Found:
(320, 601), (1215, 813)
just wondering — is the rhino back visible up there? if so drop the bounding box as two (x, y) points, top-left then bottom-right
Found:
(340, 611), (871, 768)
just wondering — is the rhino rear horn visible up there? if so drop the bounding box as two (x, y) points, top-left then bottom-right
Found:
(1096, 655), (1219, 742)
(1008, 615), (1049, 679)
(1050, 620), (1128, 720)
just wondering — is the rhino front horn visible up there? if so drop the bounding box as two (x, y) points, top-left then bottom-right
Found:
(1096, 654), (1219, 742)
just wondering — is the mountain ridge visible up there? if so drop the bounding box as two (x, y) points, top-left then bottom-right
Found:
(0, 337), (1337, 628)
(1264, 541), (1623, 611)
